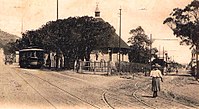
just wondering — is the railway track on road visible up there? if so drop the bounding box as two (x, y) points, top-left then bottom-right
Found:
(133, 82), (157, 109)
(14, 71), (58, 109)
(15, 68), (152, 109)
(61, 72), (197, 109)
(134, 81), (197, 109)
(34, 70), (156, 109)
(14, 68), (101, 109)
(13, 67), (197, 109)
(49, 71), (153, 109)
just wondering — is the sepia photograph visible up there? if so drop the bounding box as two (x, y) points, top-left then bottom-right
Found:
(0, 0), (199, 109)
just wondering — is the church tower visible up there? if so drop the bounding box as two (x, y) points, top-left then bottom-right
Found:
(95, 3), (100, 18)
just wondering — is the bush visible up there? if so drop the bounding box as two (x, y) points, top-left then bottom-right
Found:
(115, 61), (150, 73)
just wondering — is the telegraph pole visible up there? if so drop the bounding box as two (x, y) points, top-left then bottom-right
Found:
(150, 34), (152, 72)
(196, 45), (199, 79)
(56, 0), (60, 69)
(163, 47), (165, 60)
(57, 0), (59, 20)
(14, 1), (24, 36)
(118, 8), (122, 73)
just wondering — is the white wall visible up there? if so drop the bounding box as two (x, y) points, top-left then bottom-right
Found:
(90, 51), (129, 62)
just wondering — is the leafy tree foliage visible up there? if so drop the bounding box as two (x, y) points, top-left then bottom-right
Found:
(128, 26), (157, 63)
(163, 0), (199, 78)
(163, 0), (199, 47)
(3, 41), (17, 55)
(15, 16), (115, 69)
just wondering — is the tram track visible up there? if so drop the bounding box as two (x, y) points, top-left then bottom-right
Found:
(14, 68), (101, 109)
(133, 82), (157, 109)
(102, 92), (137, 109)
(13, 67), (197, 109)
(31, 72), (141, 109)
(14, 71), (58, 109)
(135, 81), (196, 109)
(56, 72), (154, 109)
(50, 72), (154, 109)
(17, 68), (151, 109)
(101, 76), (197, 109)
(102, 92), (114, 109)
(26, 71), (134, 108)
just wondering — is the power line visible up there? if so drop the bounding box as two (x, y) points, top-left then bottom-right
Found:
(153, 38), (178, 41)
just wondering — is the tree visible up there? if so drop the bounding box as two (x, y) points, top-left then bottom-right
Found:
(163, 0), (199, 78)
(128, 26), (157, 64)
(15, 16), (115, 69)
(163, 0), (199, 46)
(3, 42), (17, 55)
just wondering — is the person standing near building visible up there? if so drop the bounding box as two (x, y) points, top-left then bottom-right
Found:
(150, 64), (163, 98)
(76, 59), (81, 73)
(176, 68), (178, 74)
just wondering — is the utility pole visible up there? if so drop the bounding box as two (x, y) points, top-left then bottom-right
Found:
(118, 8), (122, 73)
(159, 45), (161, 58)
(57, 0), (59, 20)
(196, 45), (199, 79)
(56, 0), (60, 69)
(163, 47), (165, 60)
(14, 1), (24, 36)
(150, 34), (152, 72)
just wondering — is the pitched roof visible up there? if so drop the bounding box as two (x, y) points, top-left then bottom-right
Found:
(97, 32), (129, 50)
(106, 33), (129, 49)
(94, 17), (129, 50)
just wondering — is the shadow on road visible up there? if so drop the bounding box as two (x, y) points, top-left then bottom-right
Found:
(142, 95), (154, 98)
(166, 73), (192, 77)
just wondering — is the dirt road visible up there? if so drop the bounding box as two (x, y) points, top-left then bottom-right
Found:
(0, 63), (198, 109)
(0, 65), (144, 109)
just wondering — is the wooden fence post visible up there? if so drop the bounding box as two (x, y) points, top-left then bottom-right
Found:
(196, 45), (199, 80)
(80, 60), (83, 73)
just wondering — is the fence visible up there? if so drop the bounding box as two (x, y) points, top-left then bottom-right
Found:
(78, 61), (113, 75)
(78, 60), (150, 75)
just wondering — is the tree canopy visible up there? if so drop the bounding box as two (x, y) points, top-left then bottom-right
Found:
(14, 16), (115, 68)
(163, 0), (199, 47)
(128, 26), (157, 64)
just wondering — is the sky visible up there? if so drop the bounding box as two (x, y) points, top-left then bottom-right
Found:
(0, 0), (193, 64)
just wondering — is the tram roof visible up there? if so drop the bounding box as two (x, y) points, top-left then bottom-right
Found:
(19, 48), (44, 52)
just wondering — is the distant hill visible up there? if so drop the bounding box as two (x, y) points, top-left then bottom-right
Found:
(0, 29), (19, 47)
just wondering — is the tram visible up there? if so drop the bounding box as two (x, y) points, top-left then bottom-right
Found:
(19, 48), (44, 68)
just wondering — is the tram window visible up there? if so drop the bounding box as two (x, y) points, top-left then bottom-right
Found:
(33, 51), (36, 57)
(37, 51), (43, 58)
(28, 52), (32, 58)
